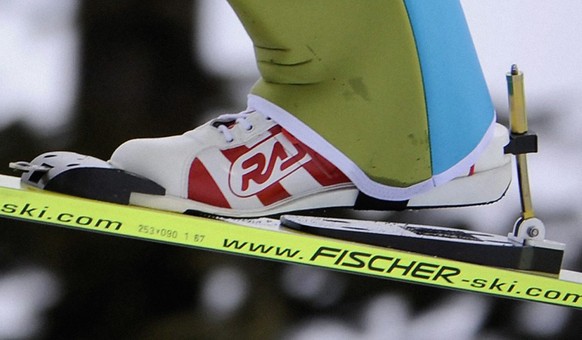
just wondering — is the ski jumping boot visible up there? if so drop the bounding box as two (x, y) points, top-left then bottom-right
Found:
(10, 108), (511, 218)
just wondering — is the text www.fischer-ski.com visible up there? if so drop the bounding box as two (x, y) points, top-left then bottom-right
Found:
(1, 202), (122, 230)
(223, 241), (582, 305)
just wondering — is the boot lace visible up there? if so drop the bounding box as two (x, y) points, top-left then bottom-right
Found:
(213, 109), (260, 143)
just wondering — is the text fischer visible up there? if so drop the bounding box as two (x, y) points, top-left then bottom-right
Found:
(309, 246), (460, 284)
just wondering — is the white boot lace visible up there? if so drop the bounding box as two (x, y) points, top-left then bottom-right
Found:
(213, 110), (257, 143)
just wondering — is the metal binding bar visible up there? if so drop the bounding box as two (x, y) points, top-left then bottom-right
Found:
(505, 64), (556, 246)
(507, 64), (536, 221)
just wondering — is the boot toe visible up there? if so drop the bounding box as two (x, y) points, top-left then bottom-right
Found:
(109, 135), (195, 197)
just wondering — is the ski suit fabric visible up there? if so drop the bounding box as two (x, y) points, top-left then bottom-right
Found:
(404, 0), (494, 176)
(229, 0), (494, 200)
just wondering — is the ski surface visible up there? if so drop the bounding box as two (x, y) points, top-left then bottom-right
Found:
(1, 174), (581, 308)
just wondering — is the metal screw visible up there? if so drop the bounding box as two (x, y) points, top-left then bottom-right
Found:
(527, 227), (540, 238)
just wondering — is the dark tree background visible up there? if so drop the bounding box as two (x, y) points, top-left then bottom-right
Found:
(0, 1), (580, 339)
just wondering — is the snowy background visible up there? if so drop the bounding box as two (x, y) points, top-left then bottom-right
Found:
(1, 0), (581, 338)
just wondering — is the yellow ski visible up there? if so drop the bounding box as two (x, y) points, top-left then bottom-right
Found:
(1, 174), (581, 309)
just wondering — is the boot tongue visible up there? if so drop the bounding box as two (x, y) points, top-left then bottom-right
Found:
(211, 110), (256, 128)
(212, 120), (236, 129)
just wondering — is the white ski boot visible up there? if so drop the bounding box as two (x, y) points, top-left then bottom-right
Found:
(107, 109), (512, 217)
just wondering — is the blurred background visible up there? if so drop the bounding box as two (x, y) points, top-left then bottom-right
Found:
(1, 0), (581, 338)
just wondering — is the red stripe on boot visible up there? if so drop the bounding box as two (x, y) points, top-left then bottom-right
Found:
(256, 182), (291, 206)
(281, 128), (350, 187)
(188, 158), (231, 208)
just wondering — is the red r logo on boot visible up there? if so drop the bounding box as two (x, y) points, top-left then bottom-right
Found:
(229, 132), (311, 197)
